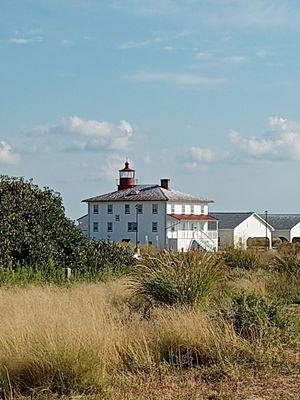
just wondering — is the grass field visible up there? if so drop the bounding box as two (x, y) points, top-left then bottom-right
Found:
(0, 249), (299, 399)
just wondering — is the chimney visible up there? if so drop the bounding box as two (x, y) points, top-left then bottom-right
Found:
(160, 179), (170, 190)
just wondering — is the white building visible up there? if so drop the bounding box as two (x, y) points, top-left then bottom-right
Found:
(211, 212), (274, 250)
(82, 162), (218, 251)
(77, 214), (89, 236)
(260, 214), (300, 244)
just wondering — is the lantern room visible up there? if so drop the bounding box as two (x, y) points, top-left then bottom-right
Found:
(118, 161), (136, 190)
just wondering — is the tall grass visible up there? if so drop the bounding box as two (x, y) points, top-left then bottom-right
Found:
(0, 248), (299, 398)
(129, 252), (225, 306)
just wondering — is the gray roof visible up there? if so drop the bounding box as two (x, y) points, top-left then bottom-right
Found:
(259, 214), (300, 230)
(211, 212), (254, 229)
(83, 184), (213, 203)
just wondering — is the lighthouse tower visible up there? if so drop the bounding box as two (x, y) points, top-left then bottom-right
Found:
(118, 161), (136, 190)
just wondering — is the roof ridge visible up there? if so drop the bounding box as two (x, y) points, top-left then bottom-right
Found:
(157, 186), (169, 200)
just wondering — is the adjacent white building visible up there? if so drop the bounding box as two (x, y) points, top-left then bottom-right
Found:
(82, 162), (218, 251)
(77, 214), (89, 236)
(211, 212), (274, 250)
(260, 214), (300, 244)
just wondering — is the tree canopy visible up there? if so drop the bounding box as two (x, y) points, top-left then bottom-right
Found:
(0, 176), (134, 273)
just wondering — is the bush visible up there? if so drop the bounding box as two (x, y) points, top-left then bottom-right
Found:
(223, 248), (260, 270)
(129, 252), (225, 307)
(230, 291), (288, 341)
(0, 176), (135, 280)
(271, 254), (300, 275)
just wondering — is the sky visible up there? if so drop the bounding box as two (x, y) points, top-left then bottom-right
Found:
(1, 0), (300, 219)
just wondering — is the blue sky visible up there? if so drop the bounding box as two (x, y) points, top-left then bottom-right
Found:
(1, 0), (300, 219)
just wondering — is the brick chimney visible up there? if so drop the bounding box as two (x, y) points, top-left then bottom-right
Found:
(160, 179), (170, 190)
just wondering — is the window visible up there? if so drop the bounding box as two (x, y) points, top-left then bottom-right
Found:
(93, 204), (99, 214)
(136, 204), (143, 214)
(93, 222), (99, 232)
(182, 205), (186, 214)
(201, 205), (205, 214)
(152, 222), (158, 232)
(128, 222), (137, 232)
(125, 204), (130, 214)
(152, 204), (158, 214)
(115, 215), (120, 222)
(182, 222), (186, 230)
(171, 204), (175, 213)
(107, 222), (113, 232)
(108, 204), (113, 214)
(190, 205), (194, 214)
(191, 222), (195, 231)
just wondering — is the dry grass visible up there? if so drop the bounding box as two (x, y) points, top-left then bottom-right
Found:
(0, 279), (298, 399)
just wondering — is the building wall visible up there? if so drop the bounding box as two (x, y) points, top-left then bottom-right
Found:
(290, 223), (300, 241)
(166, 216), (218, 251)
(233, 214), (273, 248)
(166, 203), (208, 215)
(272, 229), (291, 242)
(218, 229), (234, 249)
(88, 201), (167, 247)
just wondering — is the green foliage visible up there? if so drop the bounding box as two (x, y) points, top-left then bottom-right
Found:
(271, 253), (300, 275)
(0, 176), (135, 280)
(130, 252), (225, 306)
(223, 248), (260, 270)
(230, 291), (288, 341)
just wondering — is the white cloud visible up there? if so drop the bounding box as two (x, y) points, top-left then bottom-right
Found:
(184, 146), (216, 171)
(225, 55), (248, 64)
(0, 141), (20, 164)
(9, 38), (28, 44)
(119, 37), (162, 49)
(130, 72), (225, 86)
(60, 39), (71, 46)
(229, 116), (300, 161)
(28, 116), (135, 153)
(190, 147), (215, 162)
(99, 154), (127, 181)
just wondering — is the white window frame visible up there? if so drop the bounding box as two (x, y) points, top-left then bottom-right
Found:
(128, 222), (137, 232)
(171, 204), (175, 213)
(152, 222), (158, 232)
(107, 222), (113, 232)
(182, 205), (186, 214)
(93, 222), (99, 232)
(108, 204), (113, 214)
(136, 204), (143, 214)
(93, 204), (99, 214)
(152, 204), (158, 214)
(190, 205), (194, 214)
(125, 204), (130, 214)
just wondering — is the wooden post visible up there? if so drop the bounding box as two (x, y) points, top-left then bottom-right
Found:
(64, 267), (72, 280)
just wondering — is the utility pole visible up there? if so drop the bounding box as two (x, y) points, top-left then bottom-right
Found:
(265, 210), (268, 251)
(135, 204), (138, 249)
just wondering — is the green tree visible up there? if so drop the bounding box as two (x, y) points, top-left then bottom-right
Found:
(0, 176), (134, 275)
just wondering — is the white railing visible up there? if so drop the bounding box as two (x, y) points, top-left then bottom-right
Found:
(167, 230), (218, 240)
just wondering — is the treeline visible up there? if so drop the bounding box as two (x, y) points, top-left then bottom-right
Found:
(0, 176), (135, 282)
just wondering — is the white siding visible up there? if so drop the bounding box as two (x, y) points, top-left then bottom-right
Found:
(233, 214), (273, 249)
(89, 201), (167, 247)
(290, 222), (300, 241)
(166, 203), (208, 215)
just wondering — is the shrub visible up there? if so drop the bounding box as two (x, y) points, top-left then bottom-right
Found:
(270, 254), (300, 275)
(230, 291), (288, 341)
(0, 176), (135, 279)
(223, 248), (260, 270)
(129, 252), (225, 307)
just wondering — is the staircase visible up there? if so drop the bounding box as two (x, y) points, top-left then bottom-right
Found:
(190, 238), (216, 252)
